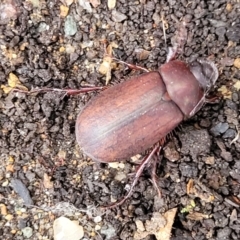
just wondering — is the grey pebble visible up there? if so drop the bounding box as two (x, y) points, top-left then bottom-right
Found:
(112, 10), (127, 23)
(22, 227), (33, 238)
(223, 129), (236, 139)
(10, 179), (33, 206)
(64, 15), (77, 36)
(210, 122), (229, 136)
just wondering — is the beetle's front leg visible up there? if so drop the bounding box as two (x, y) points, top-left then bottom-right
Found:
(110, 56), (149, 73)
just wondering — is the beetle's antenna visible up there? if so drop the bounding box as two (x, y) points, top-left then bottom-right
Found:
(161, 13), (168, 47)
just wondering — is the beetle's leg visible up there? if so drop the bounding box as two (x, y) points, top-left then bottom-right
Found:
(104, 145), (159, 209)
(110, 57), (149, 73)
(205, 96), (220, 104)
(12, 86), (104, 96)
(167, 20), (188, 62)
(150, 154), (162, 198)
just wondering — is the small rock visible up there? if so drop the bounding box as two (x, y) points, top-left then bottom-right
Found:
(94, 216), (102, 223)
(215, 27), (226, 40)
(223, 129), (236, 139)
(64, 15), (77, 36)
(5, 214), (13, 221)
(0, 2), (18, 24)
(0, 204), (7, 215)
(108, 0), (116, 9)
(203, 156), (215, 165)
(114, 171), (127, 181)
(111, 9), (127, 22)
(22, 227), (33, 239)
(164, 141), (180, 162)
(100, 225), (116, 240)
(152, 12), (161, 25)
(53, 216), (84, 240)
(210, 122), (229, 136)
(216, 227), (231, 239)
(25, 171), (36, 182)
(180, 128), (211, 159)
(18, 218), (28, 229)
(2, 179), (9, 187)
(38, 22), (49, 32)
(199, 119), (211, 128)
(95, 225), (101, 231)
(226, 24), (240, 42)
(220, 57), (234, 67)
(209, 19), (227, 28)
(135, 219), (145, 232)
(78, 0), (92, 12)
(233, 58), (240, 69)
(10, 179), (33, 206)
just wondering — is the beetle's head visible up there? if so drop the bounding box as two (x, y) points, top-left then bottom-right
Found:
(189, 59), (219, 93)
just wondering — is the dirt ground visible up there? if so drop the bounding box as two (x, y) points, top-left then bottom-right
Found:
(0, 0), (240, 239)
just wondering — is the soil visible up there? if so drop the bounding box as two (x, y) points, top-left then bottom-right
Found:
(0, 0), (240, 239)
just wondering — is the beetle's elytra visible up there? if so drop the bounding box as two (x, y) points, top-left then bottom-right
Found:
(76, 59), (218, 163)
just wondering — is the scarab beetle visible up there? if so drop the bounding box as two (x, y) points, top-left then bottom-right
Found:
(75, 59), (218, 163)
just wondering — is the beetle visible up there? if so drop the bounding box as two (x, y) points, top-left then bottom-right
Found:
(76, 59), (218, 162)
(75, 54), (218, 206)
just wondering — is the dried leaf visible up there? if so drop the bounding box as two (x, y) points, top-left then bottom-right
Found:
(60, 5), (69, 17)
(233, 80), (240, 91)
(108, 0), (116, 9)
(1, 85), (12, 94)
(230, 128), (239, 145)
(186, 212), (210, 221)
(6, 164), (14, 172)
(43, 173), (53, 189)
(218, 85), (232, 99)
(89, 0), (101, 8)
(202, 156), (215, 165)
(226, 196), (240, 207)
(187, 179), (194, 195)
(135, 48), (150, 61)
(187, 179), (215, 203)
(233, 58), (240, 69)
(8, 73), (21, 87)
(0, 204), (8, 216)
(98, 42), (118, 85)
(60, 0), (74, 6)
(2, 73), (28, 94)
(226, 3), (233, 12)
(134, 208), (177, 240)
(155, 208), (177, 240)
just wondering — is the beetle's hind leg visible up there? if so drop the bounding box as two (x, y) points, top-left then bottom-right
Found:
(104, 145), (161, 209)
(150, 154), (163, 198)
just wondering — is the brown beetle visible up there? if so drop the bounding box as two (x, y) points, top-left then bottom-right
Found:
(75, 56), (218, 206)
(76, 59), (218, 163)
